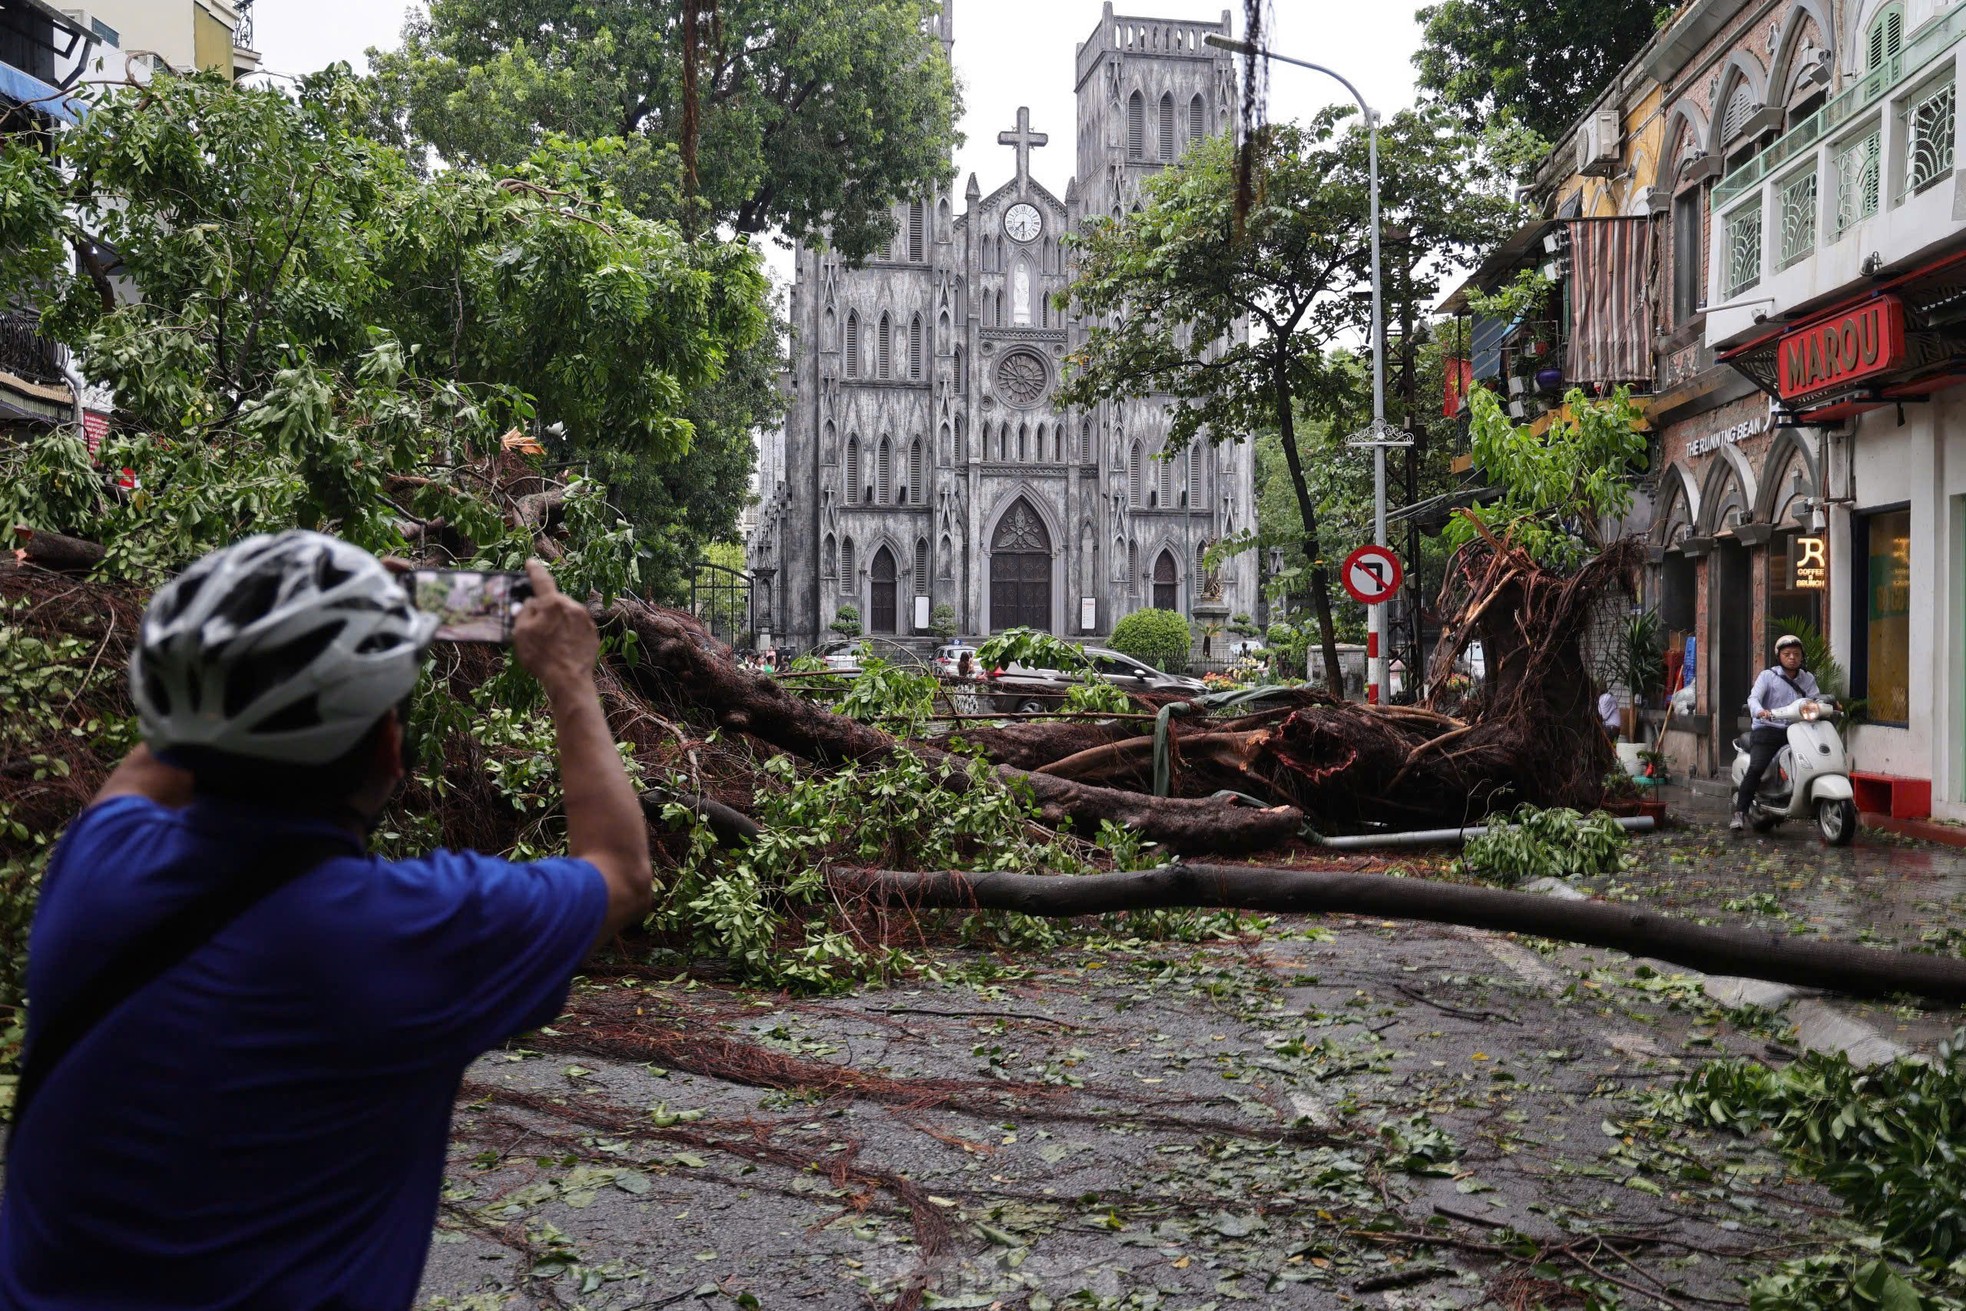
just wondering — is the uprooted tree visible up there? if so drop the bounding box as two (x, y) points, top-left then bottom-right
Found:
(8, 68), (1966, 1067)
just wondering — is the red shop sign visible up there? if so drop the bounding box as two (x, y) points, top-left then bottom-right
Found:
(1777, 296), (1907, 400)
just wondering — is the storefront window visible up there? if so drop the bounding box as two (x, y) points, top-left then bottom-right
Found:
(1856, 508), (1911, 724)
(1767, 529), (1826, 659)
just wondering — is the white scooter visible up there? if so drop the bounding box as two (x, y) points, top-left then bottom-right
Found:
(1729, 697), (1858, 845)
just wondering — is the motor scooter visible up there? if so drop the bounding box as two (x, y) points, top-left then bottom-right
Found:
(1728, 696), (1858, 845)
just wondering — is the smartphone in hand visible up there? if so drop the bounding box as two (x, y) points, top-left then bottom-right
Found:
(403, 569), (535, 644)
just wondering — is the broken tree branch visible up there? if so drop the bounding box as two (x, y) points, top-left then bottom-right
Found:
(835, 863), (1966, 1004)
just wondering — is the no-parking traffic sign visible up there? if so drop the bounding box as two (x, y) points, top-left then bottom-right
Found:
(1341, 544), (1403, 605)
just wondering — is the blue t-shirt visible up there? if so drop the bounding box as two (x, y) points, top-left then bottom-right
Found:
(0, 795), (608, 1311)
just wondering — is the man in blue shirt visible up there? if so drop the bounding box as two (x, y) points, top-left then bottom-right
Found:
(0, 531), (652, 1310)
(1732, 633), (1822, 832)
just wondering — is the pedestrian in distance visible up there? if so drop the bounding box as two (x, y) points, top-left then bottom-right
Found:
(1731, 633), (1821, 834)
(1596, 681), (1622, 742)
(0, 530), (652, 1310)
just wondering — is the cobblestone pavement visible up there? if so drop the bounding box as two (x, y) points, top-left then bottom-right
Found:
(419, 804), (1966, 1310)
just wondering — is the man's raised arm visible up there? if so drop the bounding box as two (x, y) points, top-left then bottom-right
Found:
(513, 559), (652, 947)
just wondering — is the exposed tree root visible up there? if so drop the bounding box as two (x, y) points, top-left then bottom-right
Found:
(608, 598), (1304, 854)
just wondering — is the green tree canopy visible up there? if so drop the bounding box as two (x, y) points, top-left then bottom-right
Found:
(0, 72), (767, 590)
(1446, 386), (1648, 569)
(1059, 111), (1518, 689)
(368, 0), (961, 257)
(1413, 0), (1659, 141)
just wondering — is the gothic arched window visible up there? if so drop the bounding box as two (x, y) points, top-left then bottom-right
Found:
(908, 438), (923, 504)
(823, 533), (837, 578)
(1127, 539), (1139, 592)
(908, 314), (924, 380)
(939, 533), (953, 577)
(1129, 440), (1143, 504)
(1127, 91), (1146, 160)
(954, 346), (967, 393)
(1152, 549), (1178, 610)
(877, 312), (893, 379)
(844, 312), (860, 377)
(840, 536), (856, 585)
(1018, 423), (1028, 462)
(1157, 447), (1173, 508)
(1186, 444), (1201, 505)
(908, 200), (926, 262)
(845, 436), (861, 504)
(914, 537), (929, 596)
(877, 437), (894, 503)
(955, 415), (967, 463)
(1189, 93), (1205, 143)
(1081, 420), (1094, 463)
(1159, 93), (1175, 160)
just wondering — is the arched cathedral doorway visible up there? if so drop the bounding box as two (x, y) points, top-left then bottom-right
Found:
(869, 546), (898, 634)
(990, 500), (1052, 632)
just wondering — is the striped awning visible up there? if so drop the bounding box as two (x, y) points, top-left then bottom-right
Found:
(1565, 218), (1654, 386)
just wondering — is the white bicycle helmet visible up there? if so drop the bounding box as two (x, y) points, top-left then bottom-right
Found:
(131, 531), (438, 765)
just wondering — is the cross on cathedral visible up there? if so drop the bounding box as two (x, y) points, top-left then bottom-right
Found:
(998, 106), (1047, 194)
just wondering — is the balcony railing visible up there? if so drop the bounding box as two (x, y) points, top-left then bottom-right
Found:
(1715, 0), (1966, 207)
(0, 311), (63, 385)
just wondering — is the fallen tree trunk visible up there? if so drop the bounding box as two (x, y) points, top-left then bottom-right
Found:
(608, 598), (1303, 854)
(838, 863), (1966, 1004)
(11, 527), (106, 575)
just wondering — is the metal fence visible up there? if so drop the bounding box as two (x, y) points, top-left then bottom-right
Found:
(0, 311), (62, 385)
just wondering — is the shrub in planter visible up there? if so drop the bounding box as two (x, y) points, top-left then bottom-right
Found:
(1110, 608), (1192, 673)
(830, 604), (862, 637)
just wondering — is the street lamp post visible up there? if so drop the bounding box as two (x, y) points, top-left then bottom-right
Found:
(1203, 31), (1404, 704)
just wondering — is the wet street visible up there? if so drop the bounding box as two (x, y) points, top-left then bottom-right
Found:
(419, 798), (1966, 1310)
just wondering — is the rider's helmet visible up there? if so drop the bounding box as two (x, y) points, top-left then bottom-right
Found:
(131, 531), (437, 767)
(1774, 634), (1805, 654)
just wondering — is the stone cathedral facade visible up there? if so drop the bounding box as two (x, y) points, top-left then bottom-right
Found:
(748, 3), (1257, 654)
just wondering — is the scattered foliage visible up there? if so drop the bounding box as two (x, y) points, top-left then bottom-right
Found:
(1652, 1032), (1966, 1305)
(1457, 804), (1628, 887)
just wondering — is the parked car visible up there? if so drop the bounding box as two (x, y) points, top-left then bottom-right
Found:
(932, 642), (980, 677)
(811, 639), (862, 674)
(992, 646), (1206, 707)
(1082, 647), (1206, 695)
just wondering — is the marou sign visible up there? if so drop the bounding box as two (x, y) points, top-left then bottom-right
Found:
(1777, 296), (1907, 400)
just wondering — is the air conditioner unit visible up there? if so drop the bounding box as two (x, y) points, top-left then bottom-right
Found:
(1576, 108), (1623, 177)
(1507, 399), (1529, 420)
(1507, 375), (1529, 397)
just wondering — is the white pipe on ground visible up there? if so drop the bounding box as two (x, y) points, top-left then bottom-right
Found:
(1313, 815), (1656, 850)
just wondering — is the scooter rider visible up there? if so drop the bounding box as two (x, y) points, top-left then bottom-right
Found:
(1732, 633), (1821, 833)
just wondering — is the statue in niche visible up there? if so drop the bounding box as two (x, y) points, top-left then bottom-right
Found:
(1013, 261), (1033, 326)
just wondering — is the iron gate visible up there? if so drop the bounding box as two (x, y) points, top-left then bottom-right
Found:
(689, 559), (754, 651)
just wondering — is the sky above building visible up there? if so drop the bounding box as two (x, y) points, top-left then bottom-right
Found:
(253, 1), (1426, 287)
